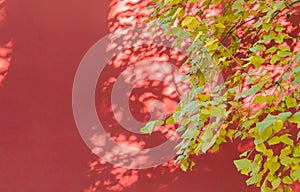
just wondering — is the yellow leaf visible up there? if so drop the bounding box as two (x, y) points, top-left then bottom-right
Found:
(249, 55), (265, 68)
(253, 96), (266, 104)
(272, 120), (283, 133)
(170, 0), (182, 5)
(182, 16), (199, 29)
(215, 23), (226, 28)
(288, 112), (300, 127)
(284, 96), (297, 108)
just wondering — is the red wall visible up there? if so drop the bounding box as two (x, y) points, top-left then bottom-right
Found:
(1, 0), (298, 191)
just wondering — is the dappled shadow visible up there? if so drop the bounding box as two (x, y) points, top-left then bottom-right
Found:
(107, 0), (153, 32)
(85, 1), (300, 192)
(84, 0), (259, 192)
(0, 0), (298, 191)
(0, 0), (12, 85)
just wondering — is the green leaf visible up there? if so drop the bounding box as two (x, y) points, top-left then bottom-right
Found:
(271, 178), (281, 189)
(278, 51), (292, 57)
(201, 129), (213, 142)
(172, 7), (184, 19)
(215, 23), (226, 28)
(269, 162), (280, 173)
(280, 146), (292, 157)
(291, 169), (300, 180)
(180, 158), (189, 172)
(182, 16), (199, 29)
(189, 160), (196, 171)
(282, 176), (293, 184)
(249, 55), (265, 68)
(288, 112), (300, 127)
(253, 20), (263, 28)
(140, 121), (156, 134)
(262, 186), (273, 192)
(166, 115), (175, 124)
(261, 34), (273, 43)
(279, 46), (290, 52)
(275, 25), (285, 32)
(246, 173), (262, 186)
(273, 120), (283, 133)
(235, 81), (266, 99)
(234, 158), (251, 171)
(260, 126), (273, 141)
(280, 134), (294, 146)
(249, 44), (266, 53)
(211, 104), (226, 119)
(257, 115), (276, 134)
(170, 0), (182, 5)
(268, 136), (281, 145)
(274, 1), (284, 9)
(284, 185), (292, 192)
(265, 46), (277, 54)
(141, 120), (164, 134)
(262, 23), (272, 32)
(182, 127), (200, 139)
(253, 95), (266, 104)
(277, 112), (292, 122)
(293, 146), (300, 157)
(270, 55), (280, 64)
(256, 143), (267, 153)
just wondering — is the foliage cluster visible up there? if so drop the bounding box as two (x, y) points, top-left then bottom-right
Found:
(141, 0), (300, 191)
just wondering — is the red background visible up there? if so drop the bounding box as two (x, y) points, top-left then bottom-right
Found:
(1, 0), (298, 191)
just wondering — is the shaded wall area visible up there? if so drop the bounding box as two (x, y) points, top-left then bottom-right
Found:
(0, 0), (13, 85)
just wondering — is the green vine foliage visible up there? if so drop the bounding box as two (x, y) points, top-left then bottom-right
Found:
(140, 0), (300, 191)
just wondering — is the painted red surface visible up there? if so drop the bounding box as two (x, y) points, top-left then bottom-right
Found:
(0, 0), (298, 192)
